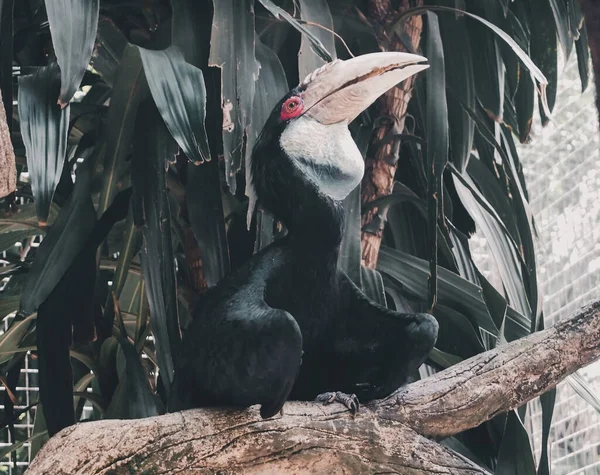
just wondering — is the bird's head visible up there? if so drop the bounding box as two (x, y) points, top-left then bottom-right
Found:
(251, 52), (428, 231)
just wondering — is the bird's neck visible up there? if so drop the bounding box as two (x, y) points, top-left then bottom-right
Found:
(253, 157), (345, 255)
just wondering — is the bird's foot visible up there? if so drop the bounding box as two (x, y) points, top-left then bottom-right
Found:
(315, 391), (360, 415)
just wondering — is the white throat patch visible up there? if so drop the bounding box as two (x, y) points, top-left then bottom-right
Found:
(279, 118), (364, 201)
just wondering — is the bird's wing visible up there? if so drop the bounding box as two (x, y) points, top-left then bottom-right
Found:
(172, 259), (303, 418)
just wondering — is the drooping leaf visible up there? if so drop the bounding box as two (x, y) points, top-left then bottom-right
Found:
(0, 431), (48, 460)
(432, 304), (485, 358)
(392, 5), (550, 115)
(378, 246), (497, 336)
(297, 0), (337, 80)
(452, 169), (530, 319)
(537, 388), (556, 475)
(186, 160), (230, 287)
(338, 186), (362, 286)
(499, 127), (539, 329)
(171, 0), (230, 286)
(109, 207), (140, 301)
(466, 157), (521, 248)
(138, 46), (211, 165)
(91, 17), (128, 87)
(424, 11), (448, 310)
(36, 265), (77, 436)
(36, 186), (131, 436)
(575, 22), (590, 93)
(437, 0), (475, 172)
(171, 0), (209, 67)
(29, 403), (49, 459)
(44, 0), (99, 106)
(19, 155), (96, 316)
(98, 44), (148, 216)
(132, 100), (181, 392)
(258, 0), (333, 63)
(18, 63), (70, 225)
(568, 371), (600, 414)
(429, 347), (462, 368)
(495, 410), (536, 475)
(527, 0), (558, 123)
(209, 0), (259, 192)
(246, 37), (288, 233)
(360, 266), (387, 306)
(548, 0), (574, 62)
(514, 69), (535, 143)
(466, 4), (505, 121)
(0, 313), (35, 364)
(447, 224), (479, 284)
(105, 336), (160, 419)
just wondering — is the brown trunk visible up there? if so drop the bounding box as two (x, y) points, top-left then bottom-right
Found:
(579, 0), (600, 121)
(361, 0), (424, 268)
(0, 90), (16, 198)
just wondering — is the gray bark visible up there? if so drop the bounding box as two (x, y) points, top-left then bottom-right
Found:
(26, 301), (600, 474)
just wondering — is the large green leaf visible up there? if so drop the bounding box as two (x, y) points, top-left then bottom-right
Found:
(0, 313), (35, 364)
(171, 0), (229, 287)
(338, 186), (362, 286)
(548, 0), (574, 62)
(537, 388), (556, 475)
(568, 372), (600, 414)
(527, 0), (558, 124)
(246, 38), (288, 241)
(97, 44), (147, 216)
(424, 11), (448, 309)
(258, 0), (333, 63)
(19, 156), (96, 316)
(138, 46), (211, 165)
(105, 336), (160, 420)
(209, 0), (259, 193)
(466, 4), (505, 122)
(575, 22), (590, 92)
(378, 246), (497, 336)
(90, 17), (128, 87)
(131, 100), (180, 391)
(452, 169), (530, 319)
(495, 410), (536, 475)
(18, 63), (70, 225)
(297, 0), (336, 80)
(44, 0), (99, 106)
(391, 5), (550, 115)
(436, 0), (475, 172)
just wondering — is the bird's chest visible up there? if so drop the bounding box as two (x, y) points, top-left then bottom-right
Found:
(265, 252), (341, 347)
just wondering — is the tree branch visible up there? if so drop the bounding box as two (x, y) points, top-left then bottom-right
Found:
(26, 301), (600, 474)
(378, 301), (600, 437)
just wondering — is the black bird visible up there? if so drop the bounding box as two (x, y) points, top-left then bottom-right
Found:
(171, 52), (439, 417)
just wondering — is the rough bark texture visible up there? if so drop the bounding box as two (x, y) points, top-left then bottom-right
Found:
(360, 0), (423, 268)
(26, 301), (600, 475)
(379, 301), (600, 437)
(579, 0), (600, 121)
(0, 90), (16, 198)
(26, 407), (489, 475)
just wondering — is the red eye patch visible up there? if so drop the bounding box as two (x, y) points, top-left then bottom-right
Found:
(280, 96), (304, 121)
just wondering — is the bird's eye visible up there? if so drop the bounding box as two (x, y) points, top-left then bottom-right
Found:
(280, 96), (304, 120)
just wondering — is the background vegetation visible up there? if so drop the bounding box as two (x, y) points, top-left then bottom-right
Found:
(0, 0), (593, 473)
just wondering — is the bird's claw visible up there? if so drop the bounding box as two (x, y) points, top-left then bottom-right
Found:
(315, 391), (360, 415)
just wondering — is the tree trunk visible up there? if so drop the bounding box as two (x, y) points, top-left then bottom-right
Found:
(0, 90), (16, 198)
(360, 0), (423, 268)
(26, 301), (600, 474)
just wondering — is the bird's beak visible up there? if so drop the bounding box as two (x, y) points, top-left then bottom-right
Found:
(299, 52), (429, 125)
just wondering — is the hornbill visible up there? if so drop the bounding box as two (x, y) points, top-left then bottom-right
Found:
(170, 52), (438, 417)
